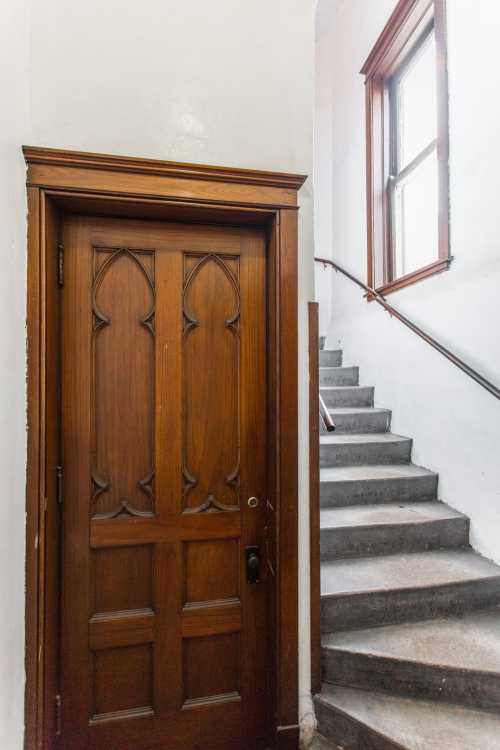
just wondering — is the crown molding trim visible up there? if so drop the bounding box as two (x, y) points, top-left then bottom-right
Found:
(23, 145), (307, 191)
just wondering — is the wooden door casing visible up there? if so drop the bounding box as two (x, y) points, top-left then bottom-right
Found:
(60, 215), (268, 750)
(25, 147), (304, 750)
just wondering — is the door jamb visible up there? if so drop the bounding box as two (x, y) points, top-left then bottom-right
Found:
(24, 146), (306, 750)
(308, 302), (321, 696)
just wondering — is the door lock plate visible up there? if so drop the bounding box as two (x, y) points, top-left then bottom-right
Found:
(245, 545), (260, 584)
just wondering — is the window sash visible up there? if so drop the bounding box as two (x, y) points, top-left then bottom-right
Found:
(390, 138), (437, 186)
(388, 141), (437, 280)
(389, 20), (436, 173)
(387, 20), (438, 283)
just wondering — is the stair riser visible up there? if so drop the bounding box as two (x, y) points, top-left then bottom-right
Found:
(315, 698), (399, 750)
(321, 577), (500, 632)
(320, 350), (343, 367)
(320, 474), (438, 508)
(320, 367), (359, 387)
(321, 387), (373, 408)
(320, 518), (470, 560)
(323, 649), (500, 712)
(321, 410), (391, 434)
(309, 733), (335, 750)
(320, 439), (412, 468)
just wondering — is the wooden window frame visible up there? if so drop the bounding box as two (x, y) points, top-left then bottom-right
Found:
(23, 146), (305, 750)
(362, 0), (450, 296)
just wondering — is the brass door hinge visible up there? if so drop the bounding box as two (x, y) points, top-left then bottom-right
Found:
(57, 243), (64, 287)
(56, 466), (63, 506)
(55, 694), (62, 735)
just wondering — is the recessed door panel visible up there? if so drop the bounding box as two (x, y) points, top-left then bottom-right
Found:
(91, 247), (156, 519)
(183, 252), (240, 513)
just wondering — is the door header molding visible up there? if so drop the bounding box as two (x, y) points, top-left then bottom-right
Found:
(23, 146), (307, 208)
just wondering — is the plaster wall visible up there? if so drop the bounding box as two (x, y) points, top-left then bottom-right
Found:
(0, 2), (316, 745)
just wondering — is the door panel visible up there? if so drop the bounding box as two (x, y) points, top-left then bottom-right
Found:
(60, 215), (268, 750)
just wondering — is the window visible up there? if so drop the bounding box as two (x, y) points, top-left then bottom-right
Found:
(362, 0), (449, 294)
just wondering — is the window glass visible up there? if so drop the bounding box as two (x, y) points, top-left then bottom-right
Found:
(396, 31), (437, 169)
(393, 148), (439, 278)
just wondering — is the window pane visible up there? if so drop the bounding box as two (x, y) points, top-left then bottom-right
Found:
(393, 149), (438, 279)
(397, 30), (437, 169)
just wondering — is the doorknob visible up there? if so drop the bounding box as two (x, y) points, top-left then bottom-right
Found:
(245, 546), (260, 584)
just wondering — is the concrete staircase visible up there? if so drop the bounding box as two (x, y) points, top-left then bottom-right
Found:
(314, 349), (500, 750)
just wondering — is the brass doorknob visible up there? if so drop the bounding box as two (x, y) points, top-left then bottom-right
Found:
(247, 496), (259, 508)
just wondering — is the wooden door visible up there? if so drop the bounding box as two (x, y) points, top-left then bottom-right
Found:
(59, 215), (268, 750)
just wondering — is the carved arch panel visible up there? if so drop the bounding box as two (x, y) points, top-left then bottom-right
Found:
(182, 252), (241, 513)
(91, 246), (156, 519)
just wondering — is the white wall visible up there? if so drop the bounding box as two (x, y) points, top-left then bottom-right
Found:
(1, 2), (316, 746)
(316, 0), (500, 562)
(0, 0), (31, 747)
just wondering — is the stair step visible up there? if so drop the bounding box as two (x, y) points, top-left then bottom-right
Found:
(320, 366), (359, 387)
(320, 464), (438, 508)
(309, 733), (337, 750)
(321, 549), (500, 631)
(320, 349), (343, 367)
(323, 407), (391, 434)
(320, 501), (469, 559)
(315, 684), (500, 750)
(322, 607), (500, 711)
(321, 385), (373, 408)
(320, 433), (412, 468)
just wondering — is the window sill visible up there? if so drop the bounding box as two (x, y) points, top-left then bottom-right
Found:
(368, 257), (452, 299)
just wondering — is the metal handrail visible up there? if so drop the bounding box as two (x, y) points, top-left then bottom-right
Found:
(319, 392), (335, 432)
(315, 256), (500, 401)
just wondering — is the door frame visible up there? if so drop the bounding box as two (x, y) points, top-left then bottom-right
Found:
(24, 146), (306, 750)
(308, 302), (321, 697)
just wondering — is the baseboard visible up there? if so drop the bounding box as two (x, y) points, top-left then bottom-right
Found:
(275, 724), (300, 750)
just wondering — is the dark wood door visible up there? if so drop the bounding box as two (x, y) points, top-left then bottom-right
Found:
(59, 215), (268, 750)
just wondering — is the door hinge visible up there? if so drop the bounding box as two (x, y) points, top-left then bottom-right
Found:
(55, 694), (62, 735)
(57, 243), (64, 287)
(56, 465), (63, 506)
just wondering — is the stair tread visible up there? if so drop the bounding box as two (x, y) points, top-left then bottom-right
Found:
(328, 407), (391, 415)
(321, 385), (370, 391)
(320, 463), (437, 483)
(309, 734), (337, 750)
(320, 501), (466, 530)
(320, 366), (357, 372)
(317, 684), (500, 750)
(321, 385), (374, 408)
(320, 432), (410, 446)
(324, 407), (392, 434)
(323, 606), (500, 675)
(321, 549), (500, 598)
(320, 350), (343, 366)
